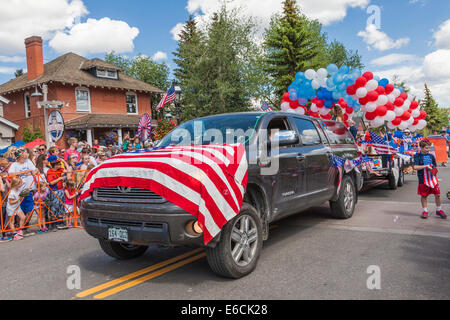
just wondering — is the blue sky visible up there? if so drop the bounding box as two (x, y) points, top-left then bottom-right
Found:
(1, 0), (449, 106)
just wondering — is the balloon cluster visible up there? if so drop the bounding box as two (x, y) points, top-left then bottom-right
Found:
(280, 64), (428, 132)
(347, 72), (427, 131)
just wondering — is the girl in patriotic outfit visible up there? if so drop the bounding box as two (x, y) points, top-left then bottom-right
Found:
(414, 140), (446, 219)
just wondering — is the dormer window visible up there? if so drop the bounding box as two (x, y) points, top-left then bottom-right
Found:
(96, 68), (118, 79)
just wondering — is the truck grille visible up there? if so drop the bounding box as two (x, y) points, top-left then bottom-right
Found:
(93, 187), (167, 203)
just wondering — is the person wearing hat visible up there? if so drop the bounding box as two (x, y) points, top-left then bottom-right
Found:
(47, 155), (68, 230)
(8, 148), (39, 236)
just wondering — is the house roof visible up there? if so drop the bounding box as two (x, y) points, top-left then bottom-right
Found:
(0, 95), (10, 104)
(0, 53), (164, 95)
(65, 114), (145, 129)
(0, 117), (20, 130)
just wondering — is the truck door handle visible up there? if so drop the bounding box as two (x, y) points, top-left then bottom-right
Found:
(297, 154), (305, 161)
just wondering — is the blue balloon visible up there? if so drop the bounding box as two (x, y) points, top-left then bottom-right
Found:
(353, 105), (361, 112)
(327, 64), (339, 75)
(295, 72), (305, 80)
(379, 78), (389, 87)
(339, 65), (350, 74)
(332, 91), (341, 100)
(324, 100), (333, 108)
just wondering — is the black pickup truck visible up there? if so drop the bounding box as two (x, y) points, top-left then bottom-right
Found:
(80, 112), (363, 279)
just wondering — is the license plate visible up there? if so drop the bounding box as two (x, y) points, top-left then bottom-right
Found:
(108, 227), (129, 242)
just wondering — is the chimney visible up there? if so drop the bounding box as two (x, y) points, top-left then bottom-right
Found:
(25, 36), (44, 81)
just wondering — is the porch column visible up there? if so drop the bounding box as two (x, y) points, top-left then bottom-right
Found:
(87, 128), (93, 146)
(118, 128), (123, 145)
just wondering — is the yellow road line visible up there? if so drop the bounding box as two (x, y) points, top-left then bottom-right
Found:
(76, 248), (204, 298)
(94, 252), (207, 299)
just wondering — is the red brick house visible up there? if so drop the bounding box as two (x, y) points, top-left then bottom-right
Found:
(0, 36), (163, 147)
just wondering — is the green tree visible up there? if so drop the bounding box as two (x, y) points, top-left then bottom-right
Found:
(326, 40), (364, 69)
(263, 0), (325, 99)
(421, 84), (447, 133)
(22, 126), (44, 143)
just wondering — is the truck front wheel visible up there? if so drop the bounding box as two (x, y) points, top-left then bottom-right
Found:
(330, 175), (356, 219)
(99, 239), (148, 260)
(206, 203), (263, 279)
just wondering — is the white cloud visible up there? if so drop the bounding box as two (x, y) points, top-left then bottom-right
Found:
(0, 67), (16, 75)
(433, 19), (450, 49)
(423, 49), (450, 81)
(370, 53), (419, 66)
(358, 24), (410, 51)
(49, 18), (139, 55)
(171, 23), (186, 41)
(152, 51), (168, 61)
(0, 0), (89, 54)
(175, 0), (370, 41)
(0, 56), (25, 63)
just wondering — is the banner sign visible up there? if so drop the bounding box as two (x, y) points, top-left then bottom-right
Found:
(48, 110), (64, 142)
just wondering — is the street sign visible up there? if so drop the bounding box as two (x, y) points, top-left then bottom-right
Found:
(48, 110), (65, 142)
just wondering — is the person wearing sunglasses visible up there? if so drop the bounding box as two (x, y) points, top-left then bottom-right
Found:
(38, 145), (47, 156)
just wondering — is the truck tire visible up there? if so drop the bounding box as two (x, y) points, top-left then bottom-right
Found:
(388, 172), (398, 190)
(398, 168), (405, 187)
(99, 239), (148, 260)
(330, 175), (356, 219)
(206, 203), (263, 279)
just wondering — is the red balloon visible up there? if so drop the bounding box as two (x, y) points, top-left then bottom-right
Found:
(365, 112), (376, 121)
(376, 86), (385, 95)
(392, 117), (402, 126)
(367, 91), (379, 102)
(343, 114), (349, 121)
(419, 110), (427, 120)
(334, 128), (348, 135)
(385, 84), (395, 94)
(283, 92), (290, 101)
(355, 76), (368, 88)
(290, 100), (299, 109)
(346, 85), (356, 96)
(344, 121), (349, 128)
(359, 97), (369, 106)
(316, 100), (324, 108)
(410, 101), (419, 109)
(413, 119), (419, 126)
(394, 98), (405, 107)
(400, 92), (408, 101)
(363, 72), (374, 81)
(401, 112), (411, 121)
(376, 106), (387, 117)
(346, 107), (354, 114)
(322, 114), (332, 120)
(385, 102), (394, 111)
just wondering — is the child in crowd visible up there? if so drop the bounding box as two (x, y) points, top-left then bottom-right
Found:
(33, 181), (50, 233)
(47, 156), (68, 230)
(65, 138), (80, 162)
(64, 180), (78, 228)
(413, 139), (446, 219)
(6, 177), (26, 240)
(0, 159), (12, 242)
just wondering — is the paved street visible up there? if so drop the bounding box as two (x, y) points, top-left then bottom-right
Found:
(1, 165), (449, 300)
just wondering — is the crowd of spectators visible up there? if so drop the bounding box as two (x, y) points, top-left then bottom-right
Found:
(0, 135), (153, 242)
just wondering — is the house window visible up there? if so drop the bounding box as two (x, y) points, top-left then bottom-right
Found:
(96, 69), (118, 79)
(75, 88), (91, 112)
(24, 93), (31, 118)
(126, 93), (138, 114)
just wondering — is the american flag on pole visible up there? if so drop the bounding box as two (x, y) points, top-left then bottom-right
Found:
(260, 101), (273, 112)
(156, 85), (176, 112)
(361, 131), (398, 154)
(332, 156), (344, 195)
(80, 144), (248, 244)
(423, 155), (439, 188)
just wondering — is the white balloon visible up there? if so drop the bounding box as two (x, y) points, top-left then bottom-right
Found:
(319, 107), (330, 115)
(394, 107), (404, 117)
(310, 103), (319, 112)
(393, 89), (401, 97)
(409, 124), (418, 132)
(418, 120), (427, 130)
(407, 117), (414, 124)
(398, 122), (409, 130)
(376, 95), (388, 106)
(366, 79), (378, 91)
(281, 102), (291, 111)
(295, 107), (306, 115)
(403, 99), (411, 109)
(356, 87), (368, 98)
(365, 102), (378, 112)
(319, 78), (328, 88)
(387, 94), (396, 103)
(411, 108), (420, 118)
(387, 122), (397, 130)
(287, 108), (296, 114)
(305, 69), (316, 80)
(385, 110), (396, 122)
(371, 117), (385, 128)
(311, 79), (321, 89)
(317, 68), (328, 79)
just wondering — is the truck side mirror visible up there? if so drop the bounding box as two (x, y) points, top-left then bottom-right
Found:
(270, 130), (299, 147)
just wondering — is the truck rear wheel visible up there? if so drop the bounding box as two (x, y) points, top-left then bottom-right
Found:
(99, 239), (148, 260)
(330, 175), (356, 219)
(388, 172), (398, 190)
(206, 203), (263, 279)
(398, 168), (405, 187)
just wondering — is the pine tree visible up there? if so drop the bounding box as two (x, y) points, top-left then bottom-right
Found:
(326, 40), (364, 69)
(263, 0), (324, 99)
(421, 84), (447, 132)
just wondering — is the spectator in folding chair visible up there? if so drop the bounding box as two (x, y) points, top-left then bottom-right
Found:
(47, 156), (68, 230)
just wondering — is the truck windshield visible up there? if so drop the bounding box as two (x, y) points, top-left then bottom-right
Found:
(157, 114), (262, 148)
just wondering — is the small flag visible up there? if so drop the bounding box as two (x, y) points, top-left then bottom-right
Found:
(156, 85), (176, 112)
(260, 101), (273, 112)
(361, 131), (398, 154)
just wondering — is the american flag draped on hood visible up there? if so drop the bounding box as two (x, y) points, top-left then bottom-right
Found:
(80, 144), (248, 244)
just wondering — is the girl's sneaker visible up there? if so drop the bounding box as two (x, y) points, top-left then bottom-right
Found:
(421, 211), (429, 219)
(436, 210), (447, 219)
(0, 237), (12, 243)
(13, 234), (23, 240)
